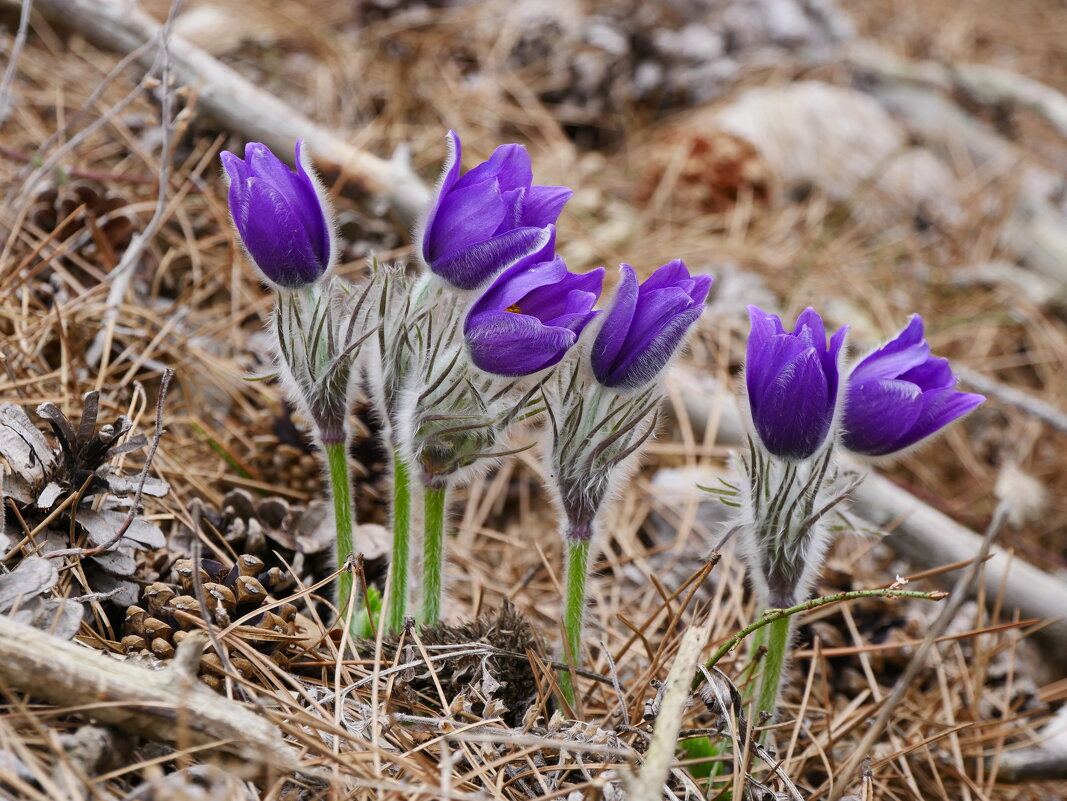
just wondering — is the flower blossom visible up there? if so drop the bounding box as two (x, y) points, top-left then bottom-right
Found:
(221, 140), (333, 288)
(745, 306), (847, 459)
(464, 230), (602, 376)
(842, 315), (984, 457)
(421, 130), (570, 290)
(591, 261), (712, 390)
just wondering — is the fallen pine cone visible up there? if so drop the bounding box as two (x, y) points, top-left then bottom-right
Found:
(121, 554), (300, 690)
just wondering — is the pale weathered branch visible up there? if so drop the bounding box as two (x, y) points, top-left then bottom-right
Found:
(621, 618), (712, 800)
(0, 616), (298, 778)
(847, 42), (1067, 141)
(0, 0), (431, 224)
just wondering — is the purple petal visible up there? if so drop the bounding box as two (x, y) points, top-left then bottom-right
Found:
(237, 179), (323, 287)
(500, 186), (526, 231)
(426, 178), (508, 262)
(470, 255), (569, 318)
(878, 389), (986, 454)
(591, 265), (640, 385)
(823, 324), (848, 404)
(753, 348), (832, 459)
(520, 267), (604, 320)
(433, 226), (552, 290)
(748, 305), (787, 339)
(455, 143), (532, 192)
(851, 315), (931, 384)
(841, 378), (924, 455)
(641, 260), (692, 293)
(746, 334), (806, 427)
(547, 306), (602, 334)
(600, 306), (703, 389)
(899, 356), (954, 391)
(522, 185), (572, 227)
(793, 307), (827, 353)
(466, 310), (577, 376)
(245, 142), (294, 187)
(420, 130), (463, 263)
(688, 273), (714, 304)
(293, 139), (331, 266)
(220, 150), (249, 186)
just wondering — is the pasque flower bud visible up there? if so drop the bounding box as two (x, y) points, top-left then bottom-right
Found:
(221, 140), (334, 289)
(591, 261), (711, 390)
(745, 306), (847, 460)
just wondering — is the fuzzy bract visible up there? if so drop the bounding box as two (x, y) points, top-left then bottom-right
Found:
(221, 140), (333, 289)
(420, 130), (570, 290)
(591, 261), (712, 390)
(464, 230), (603, 376)
(745, 306), (847, 460)
(842, 315), (985, 457)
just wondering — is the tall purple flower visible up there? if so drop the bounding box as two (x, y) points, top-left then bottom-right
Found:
(842, 315), (985, 457)
(465, 230), (603, 376)
(221, 140), (333, 289)
(591, 261), (712, 390)
(746, 306), (847, 460)
(420, 130), (572, 290)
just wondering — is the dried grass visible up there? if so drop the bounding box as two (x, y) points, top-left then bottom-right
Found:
(2, 0), (1066, 798)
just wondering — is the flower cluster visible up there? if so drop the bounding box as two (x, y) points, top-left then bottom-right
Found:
(744, 306), (984, 466)
(220, 132), (710, 656)
(219, 132), (983, 718)
(737, 305), (984, 722)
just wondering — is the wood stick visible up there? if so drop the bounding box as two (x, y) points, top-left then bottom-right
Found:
(667, 365), (1067, 668)
(622, 617), (713, 800)
(1, 0), (431, 224)
(0, 618), (298, 779)
(847, 42), (1067, 142)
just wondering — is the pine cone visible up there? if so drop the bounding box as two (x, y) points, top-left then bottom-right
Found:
(27, 180), (137, 301)
(188, 489), (337, 601)
(0, 393), (169, 606)
(246, 399), (389, 526)
(121, 554), (299, 690)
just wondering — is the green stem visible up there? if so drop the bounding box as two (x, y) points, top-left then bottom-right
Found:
(559, 537), (590, 707)
(741, 620), (768, 702)
(701, 588), (945, 678)
(419, 483), (448, 627)
(754, 614), (791, 730)
(324, 440), (357, 636)
(385, 449), (412, 634)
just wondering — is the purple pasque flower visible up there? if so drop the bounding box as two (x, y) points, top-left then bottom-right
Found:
(221, 140), (333, 289)
(465, 229), (603, 376)
(842, 315), (985, 457)
(746, 306), (848, 460)
(420, 130), (572, 290)
(591, 261), (712, 390)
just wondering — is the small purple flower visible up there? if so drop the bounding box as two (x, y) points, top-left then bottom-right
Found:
(842, 315), (985, 457)
(591, 261), (712, 390)
(465, 230), (603, 376)
(221, 140), (333, 289)
(420, 130), (571, 290)
(746, 306), (848, 460)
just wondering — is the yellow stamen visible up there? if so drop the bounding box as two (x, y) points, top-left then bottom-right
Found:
(505, 303), (522, 314)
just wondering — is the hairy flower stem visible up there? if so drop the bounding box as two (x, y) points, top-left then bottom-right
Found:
(419, 483), (448, 626)
(754, 614), (791, 732)
(324, 440), (356, 634)
(386, 449), (412, 634)
(559, 536), (590, 707)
